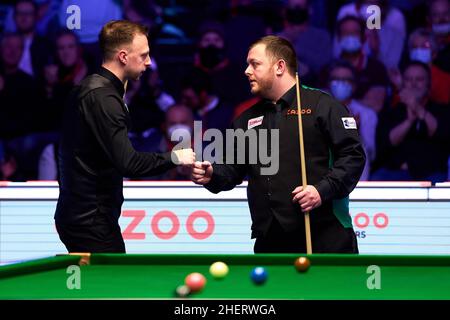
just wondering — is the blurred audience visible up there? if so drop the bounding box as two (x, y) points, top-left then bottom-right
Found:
(327, 60), (377, 181)
(223, 0), (267, 67)
(0, 0), (447, 182)
(13, 0), (51, 79)
(326, 15), (390, 114)
(336, 0), (406, 69)
(0, 145), (24, 181)
(0, 33), (39, 140)
(156, 104), (195, 180)
(180, 71), (234, 134)
(37, 141), (57, 180)
(373, 61), (450, 183)
(428, 0), (450, 72)
(278, 0), (332, 84)
(190, 20), (251, 107)
(125, 61), (175, 133)
(407, 28), (450, 104)
(58, 0), (122, 69)
(41, 30), (89, 131)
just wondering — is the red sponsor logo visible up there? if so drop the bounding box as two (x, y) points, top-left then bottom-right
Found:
(247, 116), (264, 129)
(122, 210), (215, 240)
(352, 212), (389, 229)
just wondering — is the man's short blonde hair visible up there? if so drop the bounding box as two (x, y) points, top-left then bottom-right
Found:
(99, 20), (148, 61)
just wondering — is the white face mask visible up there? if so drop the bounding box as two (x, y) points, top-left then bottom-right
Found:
(330, 80), (353, 101)
(340, 35), (362, 53)
(410, 48), (432, 64)
(167, 124), (192, 143)
(432, 22), (450, 35)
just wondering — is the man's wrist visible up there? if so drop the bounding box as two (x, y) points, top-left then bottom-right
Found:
(314, 181), (331, 203)
(169, 150), (180, 165)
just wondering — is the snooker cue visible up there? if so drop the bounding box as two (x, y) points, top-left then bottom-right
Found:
(295, 72), (312, 254)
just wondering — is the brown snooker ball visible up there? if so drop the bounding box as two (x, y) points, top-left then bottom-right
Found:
(294, 257), (310, 272)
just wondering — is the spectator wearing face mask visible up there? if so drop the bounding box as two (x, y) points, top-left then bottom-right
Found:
(156, 104), (195, 181)
(408, 28), (450, 105)
(324, 15), (390, 114)
(373, 61), (450, 183)
(189, 21), (251, 107)
(277, 0), (332, 82)
(335, 0), (406, 69)
(327, 60), (377, 181)
(428, 0), (450, 73)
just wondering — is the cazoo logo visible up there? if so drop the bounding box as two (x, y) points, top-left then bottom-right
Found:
(352, 212), (389, 239)
(121, 210), (215, 240)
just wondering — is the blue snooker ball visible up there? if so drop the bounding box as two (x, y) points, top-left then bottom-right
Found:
(251, 267), (267, 284)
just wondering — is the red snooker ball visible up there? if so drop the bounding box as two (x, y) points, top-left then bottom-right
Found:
(185, 272), (207, 292)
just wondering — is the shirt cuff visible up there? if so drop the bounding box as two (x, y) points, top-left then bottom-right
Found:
(315, 179), (333, 203)
(165, 151), (178, 168)
(204, 169), (221, 194)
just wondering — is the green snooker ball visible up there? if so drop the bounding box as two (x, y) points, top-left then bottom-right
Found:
(175, 284), (191, 297)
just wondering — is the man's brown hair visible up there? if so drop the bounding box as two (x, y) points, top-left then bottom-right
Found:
(250, 35), (298, 76)
(99, 20), (148, 61)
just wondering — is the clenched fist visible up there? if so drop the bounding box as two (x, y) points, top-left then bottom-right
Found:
(191, 161), (213, 185)
(172, 148), (196, 166)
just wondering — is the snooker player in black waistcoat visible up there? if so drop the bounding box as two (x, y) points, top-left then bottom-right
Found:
(55, 20), (195, 253)
(192, 36), (365, 254)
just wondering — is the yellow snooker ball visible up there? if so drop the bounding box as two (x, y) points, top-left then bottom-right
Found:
(209, 261), (229, 279)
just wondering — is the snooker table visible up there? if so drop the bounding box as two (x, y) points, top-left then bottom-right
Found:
(0, 254), (449, 300)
